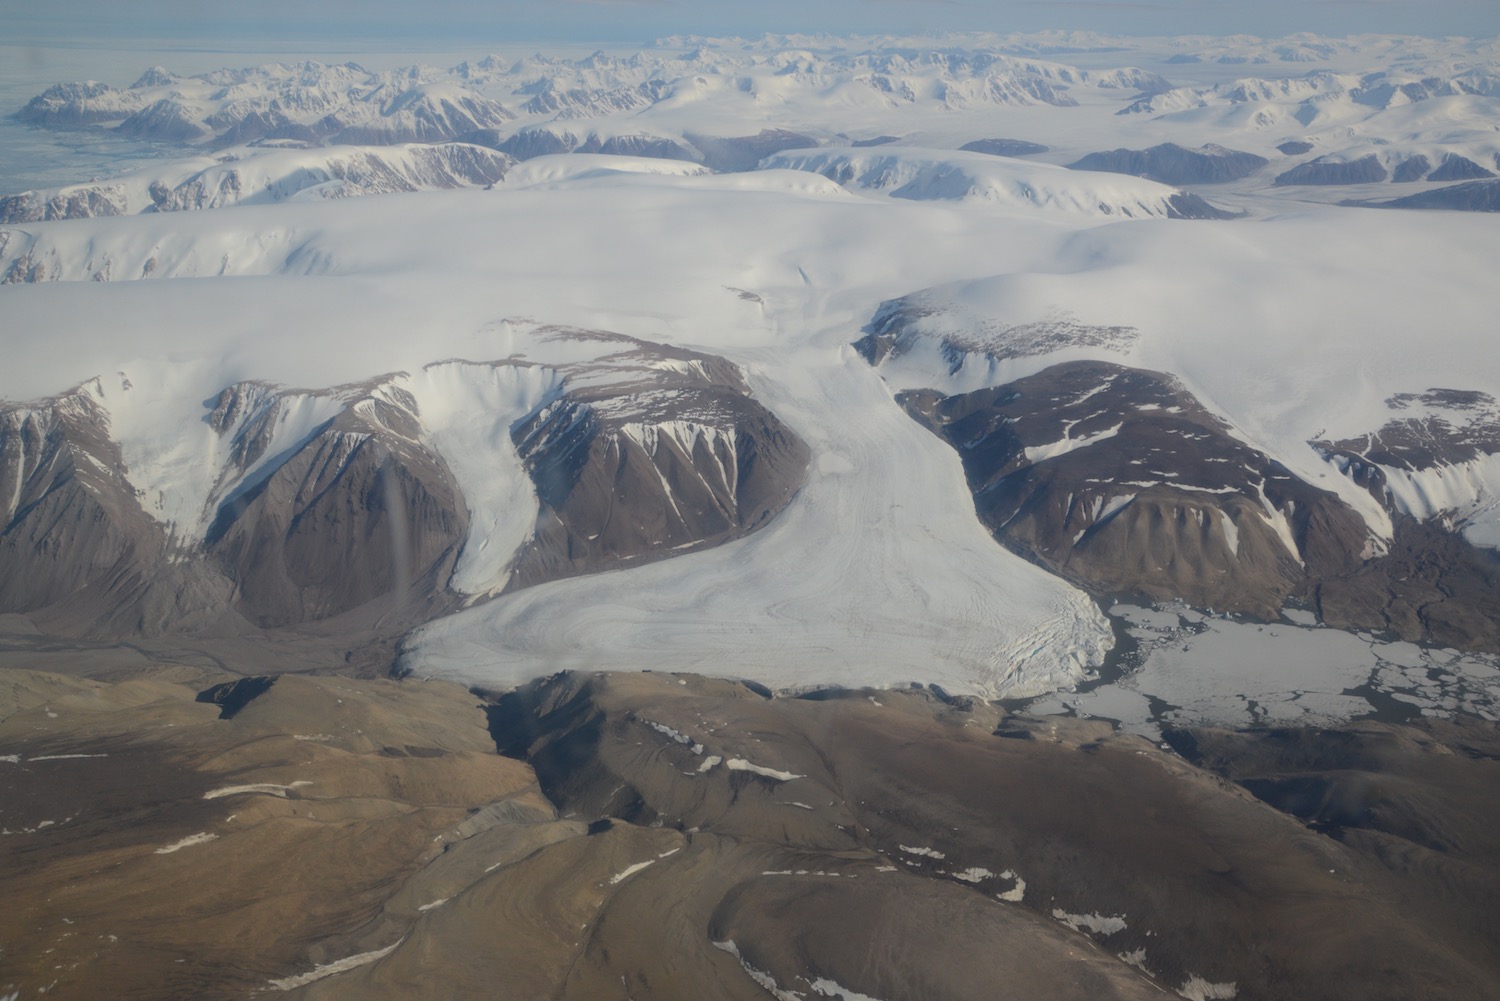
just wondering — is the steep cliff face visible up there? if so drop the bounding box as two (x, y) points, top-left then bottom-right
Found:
(508, 345), (810, 588)
(0, 384), (240, 636)
(0, 387), (158, 612)
(900, 361), (1368, 617)
(204, 385), (469, 629)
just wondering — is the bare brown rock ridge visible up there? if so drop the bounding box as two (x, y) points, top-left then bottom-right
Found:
(202, 379), (471, 629)
(0, 344), (808, 656)
(1166, 718), (1500, 980)
(0, 668), (552, 1000)
(0, 382), (240, 638)
(894, 360), (1367, 617)
(510, 339), (809, 588)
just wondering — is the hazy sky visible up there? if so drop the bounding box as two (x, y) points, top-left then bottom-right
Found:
(5, 0), (1498, 46)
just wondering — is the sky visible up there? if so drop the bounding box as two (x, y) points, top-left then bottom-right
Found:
(3, 0), (1498, 47)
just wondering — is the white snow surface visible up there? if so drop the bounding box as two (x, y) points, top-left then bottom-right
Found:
(1052, 909), (1128, 936)
(502, 153), (712, 189)
(203, 781), (313, 800)
(387, 362), (563, 597)
(156, 832), (218, 854)
(763, 148), (1205, 218)
(1178, 975), (1238, 1001)
(810, 979), (889, 1001)
(725, 758), (803, 783)
(266, 941), (403, 991)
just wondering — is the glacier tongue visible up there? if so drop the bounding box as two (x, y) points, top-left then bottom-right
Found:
(402, 346), (1112, 700)
(387, 362), (563, 598)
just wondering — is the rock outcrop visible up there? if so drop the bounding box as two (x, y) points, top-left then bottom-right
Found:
(896, 361), (1367, 616)
(1067, 142), (1269, 184)
(508, 341), (809, 587)
(1275, 154), (1387, 185)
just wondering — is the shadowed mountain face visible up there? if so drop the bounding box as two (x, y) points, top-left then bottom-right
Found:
(1353, 177), (1500, 211)
(895, 360), (1367, 617)
(1275, 154), (1388, 185)
(203, 389), (470, 628)
(960, 137), (1050, 157)
(14, 666), (1497, 1000)
(0, 386), (241, 637)
(1067, 142), (1269, 184)
(1428, 152), (1497, 182)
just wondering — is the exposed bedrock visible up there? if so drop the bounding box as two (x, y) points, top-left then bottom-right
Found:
(1274, 154), (1388, 186)
(896, 360), (1366, 617)
(1428, 152), (1497, 182)
(204, 387), (469, 629)
(0, 144), (515, 224)
(1308, 389), (1500, 648)
(0, 388), (159, 612)
(508, 343), (810, 588)
(684, 129), (821, 172)
(1311, 518), (1500, 650)
(0, 385), (240, 637)
(475, 128), (700, 163)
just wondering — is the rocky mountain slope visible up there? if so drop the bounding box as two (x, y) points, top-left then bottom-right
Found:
(0, 337), (808, 643)
(892, 360), (1368, 617)
(858, 274), (1500, 652)
(1066, 142), (1268, 184)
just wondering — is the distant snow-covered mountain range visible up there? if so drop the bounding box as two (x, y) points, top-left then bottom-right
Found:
(8, 32), (1500, 218)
